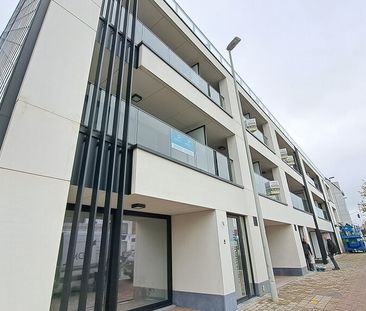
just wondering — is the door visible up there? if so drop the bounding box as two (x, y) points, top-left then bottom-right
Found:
(227, 215), (254, 302)
(50, 207), (172, 311)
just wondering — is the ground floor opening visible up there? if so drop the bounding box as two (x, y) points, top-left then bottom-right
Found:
(50, 201), (262, 311)
(50, 205), (171, 311)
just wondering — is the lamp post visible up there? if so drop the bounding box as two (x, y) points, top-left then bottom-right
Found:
(227, 37), (279, 303)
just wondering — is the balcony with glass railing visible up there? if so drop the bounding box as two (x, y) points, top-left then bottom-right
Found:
(315, 205), (329, 220)
(81, 84), (236, 186)
(133, 22), (225, 110)
(306, 174), (323, 193)
(251, 129), (270, 147)
(254, 172), (281, 202)
(290, 192), (309, 213)
(244, 116), (271, 150)
(98, 6), (226, 111)
(306, 174), (316, 188)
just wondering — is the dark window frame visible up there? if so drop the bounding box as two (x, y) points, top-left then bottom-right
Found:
(62, 203), (173, 311)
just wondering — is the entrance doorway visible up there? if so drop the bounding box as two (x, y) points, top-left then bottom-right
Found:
(50, 206), (171, 311)
(227, 215), (254, 302)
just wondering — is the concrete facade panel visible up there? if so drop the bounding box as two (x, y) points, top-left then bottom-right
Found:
(0, 101), (79, 181)
(0, 169), (69, 311)
(131, 148), (257, 216)
(17, 1), (98, 123)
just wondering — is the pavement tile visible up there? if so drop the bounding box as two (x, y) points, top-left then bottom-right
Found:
(237, 253), (366, 311)
(170, 254), (366, 311)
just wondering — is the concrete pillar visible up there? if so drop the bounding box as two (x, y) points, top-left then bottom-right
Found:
(219, 76), (239, 120)
(133, 218), (168, 296)
(171, 210), (237, 311)
(226, 134), (252, 188)
(262, 122), (279, 155)
(265, 223), (307, 276)
(272, 167), (291, 205)
(220, 77), (253, 189)
(245, 216), (270, 296)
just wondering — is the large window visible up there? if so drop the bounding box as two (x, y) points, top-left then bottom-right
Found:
(117, 215), (169, 310)
(50, 207), (171, 311)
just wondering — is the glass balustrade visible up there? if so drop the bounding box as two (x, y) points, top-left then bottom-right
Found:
(315, 206), (327, 220)
(99, 7), (226, 110)
(82, 84), (234, 184)
(314, 203), (330, 220)
(254, 173), (280, 201)
(290, 192), (309, 212)
(131, 19), (225, 110)
(306, 175), (316, 188)
(251, 130), (269, 147)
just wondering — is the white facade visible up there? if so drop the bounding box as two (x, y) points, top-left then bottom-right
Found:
(0, 1), (342, 311)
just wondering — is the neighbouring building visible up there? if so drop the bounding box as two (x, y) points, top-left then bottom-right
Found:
(325, 180), (353, 225)
(0, 1), (343, 310)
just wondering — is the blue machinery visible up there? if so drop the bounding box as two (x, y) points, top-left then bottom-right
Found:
(339, 225), (366, 252)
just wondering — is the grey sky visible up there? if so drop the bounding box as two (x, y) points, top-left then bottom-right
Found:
(1, 1), (365, 222)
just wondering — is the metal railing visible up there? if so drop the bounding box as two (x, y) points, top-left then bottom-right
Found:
(0, 0), (40, 106)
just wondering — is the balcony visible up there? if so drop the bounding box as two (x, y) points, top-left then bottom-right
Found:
(243, 111), (272, 152)
(79, 84), (235, 187)
(134, 20), (225, 110)
(315, 205), (329, 221)
(276, 134), (301, 175)
(254, 172), (280, 202)
(252, 129), (269, 147)
(290, 192), (309, 213)
(128, 106), (234, 182)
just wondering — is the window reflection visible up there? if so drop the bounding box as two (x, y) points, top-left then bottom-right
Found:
(117, 216), (168, 310)
(50, 211), (169, 311)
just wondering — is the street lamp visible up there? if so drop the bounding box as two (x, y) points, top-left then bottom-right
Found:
(226, 37), (279, 303)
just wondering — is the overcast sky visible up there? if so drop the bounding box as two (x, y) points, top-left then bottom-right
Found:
(1, 1), (365, 223)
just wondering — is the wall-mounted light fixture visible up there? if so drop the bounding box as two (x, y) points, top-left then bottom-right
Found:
(131, 203), (146, 209)
(132, 93), (142, 102)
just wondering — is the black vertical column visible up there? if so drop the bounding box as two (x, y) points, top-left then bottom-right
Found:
(105, 0), (138, 310)
(319, 180), (342, 252)
(77, 0), (126, 310)
(94, 0), (132, 309)
(59, 0), (114, 310)
(295, 148), (328, 264)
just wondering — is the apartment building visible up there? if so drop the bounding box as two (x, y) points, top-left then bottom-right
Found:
(326, 180), (352, 225)
(0, 1), (341, 311)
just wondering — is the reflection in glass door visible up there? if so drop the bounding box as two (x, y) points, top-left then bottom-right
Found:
(50, 208), (171, 311)
(117, 216), (169, 310)
(227, 215), (254, 302)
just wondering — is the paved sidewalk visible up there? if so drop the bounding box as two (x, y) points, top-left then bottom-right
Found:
(170, 253), (366, 311)
(240, 253), (366, 310)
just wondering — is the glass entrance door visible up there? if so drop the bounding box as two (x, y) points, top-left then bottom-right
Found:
(50, 207), (171, 311)
(227, 215), (254, 302)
